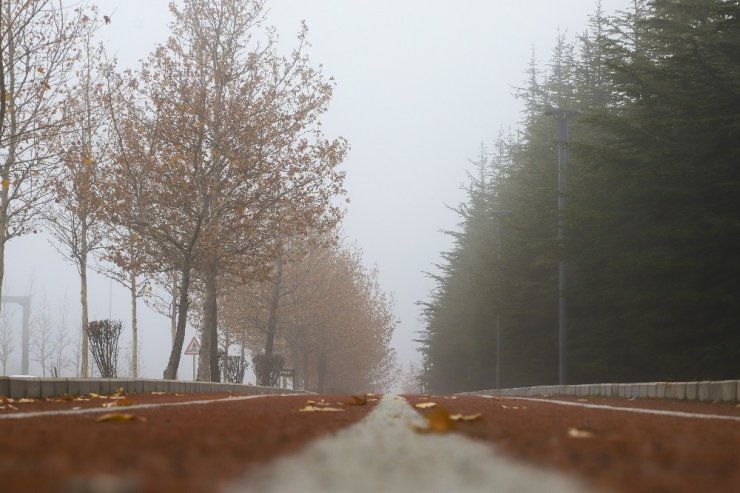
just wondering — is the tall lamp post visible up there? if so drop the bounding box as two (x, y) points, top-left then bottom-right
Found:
(492, 210), (511, 389)
(1, 296), (31, 374)
(544, 106), (579, 385)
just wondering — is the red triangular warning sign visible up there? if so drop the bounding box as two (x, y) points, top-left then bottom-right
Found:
(184, 337), (201, 355)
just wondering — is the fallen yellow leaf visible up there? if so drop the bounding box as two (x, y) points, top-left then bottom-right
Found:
(111, 387), (127, 398)
(298, 405), (344, 412)
(567, 428), (595, 439)
(17, 398), (35, 403)
(450, 413), (483, 422)
(414, 402), (437, 409)
(345, 394), (368, 406)
(413, 408), (455, 434)
(96, 413), (146, 423)
(102, 398), (133, 408)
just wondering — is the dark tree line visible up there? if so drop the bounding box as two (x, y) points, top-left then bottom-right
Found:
(419, 0), (740, 393)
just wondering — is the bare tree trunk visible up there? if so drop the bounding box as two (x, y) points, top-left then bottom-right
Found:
(0, 3), (9, 316)
(130, 269), (138, 378)
(317, 351), (327, 393)
(264, 255), (283, 356)
(240, 326), (246, 369)
(163, 259), (191, 380)
(302, 349), (309, 391)
(198, 259), (219, 382)
(0, 224), (5, 311)
(80, 222), (89, 378)
(0, 5), (15, 316)
(0, 170), (7, 310)
(170, 271), (178, 345)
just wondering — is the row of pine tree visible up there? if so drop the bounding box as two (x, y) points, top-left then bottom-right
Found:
(418, 0), (740, 393)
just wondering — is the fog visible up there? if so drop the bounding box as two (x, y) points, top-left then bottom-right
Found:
(2, 0), (630, 379)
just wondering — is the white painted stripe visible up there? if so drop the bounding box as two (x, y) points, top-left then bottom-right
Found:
(489, 396), (740, 423)
(0, 394), (282, 420)
(225, 395), (591, 493)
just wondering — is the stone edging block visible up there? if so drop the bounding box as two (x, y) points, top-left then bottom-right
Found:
(462, 379), (739, 403)
(0, 377), (311, 399)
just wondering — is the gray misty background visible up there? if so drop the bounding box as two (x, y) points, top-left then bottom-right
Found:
(2, 0), (630, 380)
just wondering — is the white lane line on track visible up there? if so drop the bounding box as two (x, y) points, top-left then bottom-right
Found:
(487, 396), (740, 423)
(0, 394), (285, 420)
(225, 395), (591, 493)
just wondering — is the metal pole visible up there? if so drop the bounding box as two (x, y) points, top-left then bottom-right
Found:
(557, 125), (568, 386)
(492, 210), (511, 389)
(545, 107), (579, 386)
(495, 317), (501, 389)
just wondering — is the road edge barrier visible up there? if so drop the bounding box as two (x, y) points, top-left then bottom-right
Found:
(461, 380), (739, 403)
(0, 376), (310, 399)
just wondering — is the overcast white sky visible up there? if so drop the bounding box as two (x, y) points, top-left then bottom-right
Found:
(2, 0), (631, 380)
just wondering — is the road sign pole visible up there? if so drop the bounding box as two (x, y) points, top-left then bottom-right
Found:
(183, 336), (201, 382)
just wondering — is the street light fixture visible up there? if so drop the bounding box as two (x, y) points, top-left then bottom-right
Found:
(544, 106), (580, 386)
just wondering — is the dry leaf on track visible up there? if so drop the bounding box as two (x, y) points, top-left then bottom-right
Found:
(414, 402), (437, 409)
(567, 427), (595, 439)
(413, 408), (455, 434)
(96, 413), (146, 423)
(450, 413), (483, 422)
(102, 398), (133, 408)
(298, 405), (344, 412)
(345, 395), (368, 406)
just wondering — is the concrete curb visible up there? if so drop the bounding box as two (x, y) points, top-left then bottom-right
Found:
(461, 380), (739, 403)
(0, 377), (309, 399)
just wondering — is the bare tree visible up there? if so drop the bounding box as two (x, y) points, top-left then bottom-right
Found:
(399, 362), (424, 394)
(49, 300), (73, 377)
(96, 228), (152, 378)
(87, 319), (122, 378)
(0, 308), (14, 374)
(46, 12), (113, 378)
(0, 0), (89, 309)
(30, 294), (56, 377)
